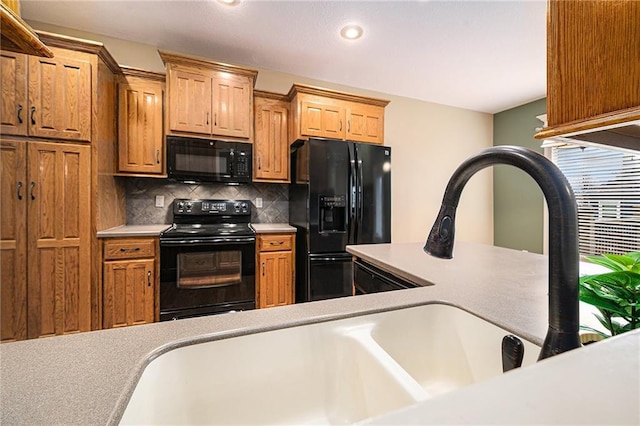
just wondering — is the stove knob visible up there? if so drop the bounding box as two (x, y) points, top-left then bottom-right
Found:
(177, 201), (184, 209)
(185, 202), (192, 210)
(241, 202), (248, 212)
(234, 203), (241, 212)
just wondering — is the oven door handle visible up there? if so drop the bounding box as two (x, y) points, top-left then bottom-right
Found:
(160, 237), (256, 246)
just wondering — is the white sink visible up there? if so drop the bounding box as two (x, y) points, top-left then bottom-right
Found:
(120, 304), (540, 425)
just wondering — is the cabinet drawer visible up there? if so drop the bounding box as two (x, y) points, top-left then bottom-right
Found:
(258, 234), (293, 252)
(104, 238), (156, 260)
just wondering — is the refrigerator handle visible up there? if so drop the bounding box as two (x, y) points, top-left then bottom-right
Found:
(348, 143), (358, 245)
(357, 147), (364, 244)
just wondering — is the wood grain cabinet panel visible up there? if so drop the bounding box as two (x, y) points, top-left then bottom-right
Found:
(103, 259), (155, 328)
(537, 0), (640, 141)
(300, 100), (345, 140)
(168, 68), (211, 135)
(118, 75), (164, 174)
(254, 92), (289, 182)
(0, 51), (27, 136)
(160, 52), (258, 141)
(288, 84), (388, 145)
(256, 233), (295, 309)
(258, 251), (293, 309)
(0, 139), (27, 341)
(28, 54), (91, 142)
(26, 141), (91, 339)
(212, 75), (252, 139)
(101, 237), (158, 328)
(346, 104), (384, 145)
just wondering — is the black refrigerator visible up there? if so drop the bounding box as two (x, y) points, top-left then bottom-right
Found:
(289, 138), (391, 302)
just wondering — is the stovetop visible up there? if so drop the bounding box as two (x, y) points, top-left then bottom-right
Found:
(160, 199), (255, 239)
(161, 223), (255, 238)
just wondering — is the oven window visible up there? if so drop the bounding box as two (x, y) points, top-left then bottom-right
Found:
(177, 250), (242, 288)
(175, 153), (228, 174)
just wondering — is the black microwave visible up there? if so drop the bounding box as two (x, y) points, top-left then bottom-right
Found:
(166, 136), (252, 184)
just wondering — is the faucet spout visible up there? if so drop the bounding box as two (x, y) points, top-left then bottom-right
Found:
(424, 146), (581, 360)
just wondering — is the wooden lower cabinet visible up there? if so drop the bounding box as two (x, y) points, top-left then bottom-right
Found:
(102, 237), (158, 328)
(1, 138), (92, 341)
(256, 233), (295, 309)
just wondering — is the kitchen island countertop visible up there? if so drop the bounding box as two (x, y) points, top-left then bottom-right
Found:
(1, 241), (638, 425)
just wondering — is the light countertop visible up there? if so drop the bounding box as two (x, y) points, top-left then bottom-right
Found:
(251, 223), (297, 233)
(1, 241), (638, 425)
(97, 224), (170, 238)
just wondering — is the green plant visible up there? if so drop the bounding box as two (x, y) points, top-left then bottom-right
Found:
(579, 252), (640, 338)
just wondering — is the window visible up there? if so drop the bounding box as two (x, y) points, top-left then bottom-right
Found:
(550, 144), (640, 256)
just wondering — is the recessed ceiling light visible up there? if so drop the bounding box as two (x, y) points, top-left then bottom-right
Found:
(340, 24), (363, 40)
(218, 0), (239, 5)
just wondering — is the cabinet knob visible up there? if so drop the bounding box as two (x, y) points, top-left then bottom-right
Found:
(147, 270), (151, 287)
(206, 112), (209, 125)
(339, 119), (342, 132)
(156, 150), (160, 164)
(257, 156), (261, 170)
(29, 182), (36, 200)
(16, 181), (23, 200)
(262, 262), (265, 276)
(30, 106), (36, 125)
(17, 104), (23, 124)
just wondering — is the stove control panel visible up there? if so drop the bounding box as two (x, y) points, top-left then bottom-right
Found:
(173, 199), (251, 216)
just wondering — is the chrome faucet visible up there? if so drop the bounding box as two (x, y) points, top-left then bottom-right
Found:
(424, 146), (581, 360)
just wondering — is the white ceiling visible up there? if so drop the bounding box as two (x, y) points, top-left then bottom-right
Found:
(21, 0), (548, 114)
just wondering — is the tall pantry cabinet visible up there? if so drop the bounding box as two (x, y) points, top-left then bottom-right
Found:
(0, 32), (125, 341)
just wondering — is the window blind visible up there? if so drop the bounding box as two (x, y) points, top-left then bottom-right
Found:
(551, 144), (640, 256)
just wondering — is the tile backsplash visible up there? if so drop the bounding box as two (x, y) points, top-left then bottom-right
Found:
(125, 178), (289, 225)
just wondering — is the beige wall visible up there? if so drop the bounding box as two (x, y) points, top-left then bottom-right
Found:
(30, 21), (494, 245)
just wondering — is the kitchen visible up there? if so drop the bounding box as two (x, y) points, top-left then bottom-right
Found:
(1, 0), (639, 424)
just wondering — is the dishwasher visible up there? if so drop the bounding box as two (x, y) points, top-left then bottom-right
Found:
(353, 259), (418, 295)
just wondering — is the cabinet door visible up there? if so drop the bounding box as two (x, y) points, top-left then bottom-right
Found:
(168, 68), (211, 135)
(254, 97), (288, 181)
(212, 74), (252, 139)
(0, 51), (28, 136)
(347, 104), (384, 144)
(26, 142), (91, 338)
(300, 101), (345, 140)
(118, 81), (164, 174)
(0, 139), (27, 341)
(103, 259), (155, 328)
(258, 251), (293, 308)
(28, 55), (91, 142)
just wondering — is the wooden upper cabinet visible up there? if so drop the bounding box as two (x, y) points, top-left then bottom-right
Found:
(346, 103), (385, 145)
(254, 91), (289, 182)
(288, 84), (389, 145)
(536, 0), (640, 140)
(26, 141), (91, 339)
(168, 67), (211, 135)
(299, 99), (345, 140)
(0, 3), (53, 57)
(160, 51), (258, 141)
(0, 51), (27, 136)
(28, 54), (92, 142)
(118, 68), (165, 175)
(212, 74), (252, 139)
(0, 138), (27, 342)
